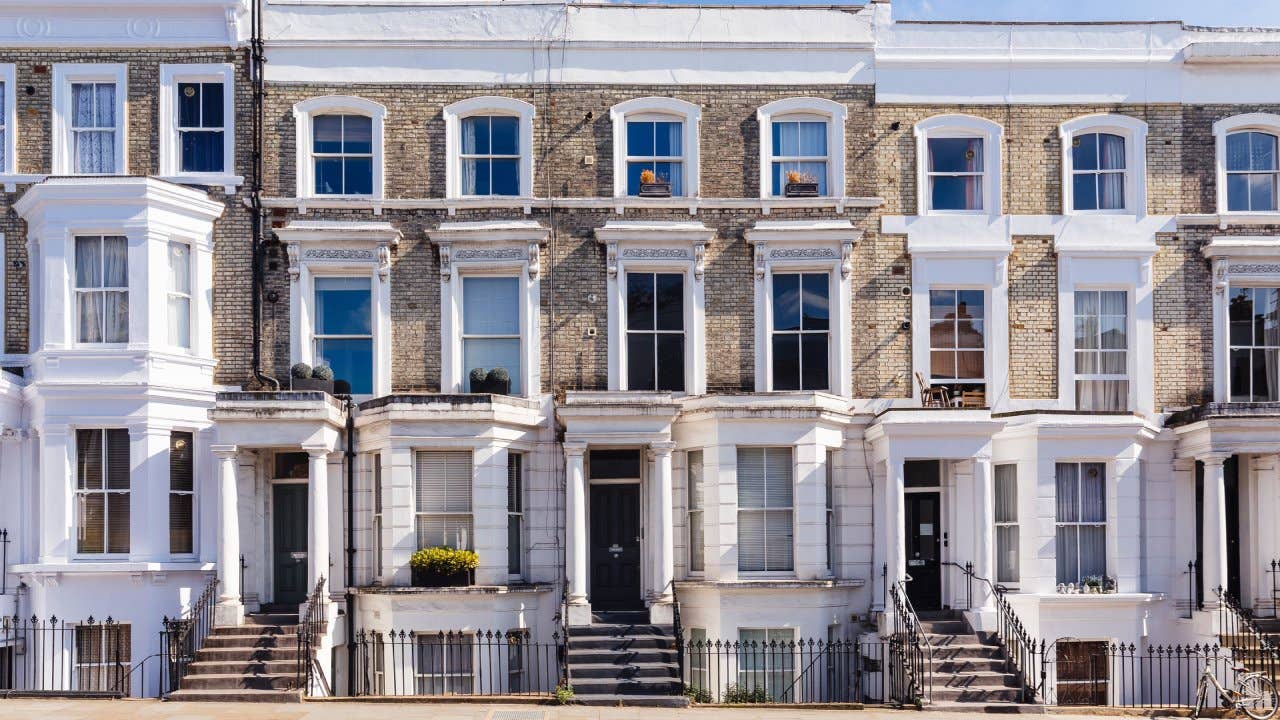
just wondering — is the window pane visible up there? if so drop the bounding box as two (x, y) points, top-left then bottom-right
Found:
(765, 510), (794, 571)
(765, 448), (793, 507)
(656, 334), (685, 392)
(76, 237), (103, 288)
(655, 273), (684, 331)
(1253, 349), (1276, 402)
(1098, 133), (1126, 170)
(181, 130), (224, 173)
(1226, 132), (1251, 171)
(957, 318), (984, 349)
(995, 465), (1017, 523)
(170, 432), (194, 493)
(772, 334), (800, 391)
(95, 84), (115, 127)
(956, 350), (984, 379)
(800, 334), (829, 390)
(772, 274), (801, 331)
(1227, 173), (1250, 212)
(314, 158), (343, 194)
(315, 277), (372, 335)
(773, 121), (797, 156)
(627, 121), (654, 156)
(801, 274), (830, 331)
(343, 157), (373, 196)
(653, 121), (681, 157)
(1250, 173), (1276, 213)
(929, 289), (955, 320)
(463, 277), (519, 335)
(78, 429), (103, 490)
(1073, 173), (1098, 211)
(1080, 464), (1106, 521)
(489, 158), (519, 196)
(463, 337), (522, 394)
(1056, 526), (1079, 584)
(626, 274), (655, 331)
(201, 83), (224, 128)
(1100, 316), (1126, 349)
(78, 493), (105, 553)
(415, 451), (473, 513)
(654, 161), (683, 194)
(169, 243), (192, 296)
(931, 175), (981, 211)
(626, 161), (647, 196)
(997, 525), (1019, 583)
(1251, 132), (1277, 171)
(1073, 132), (1099, 171)
(626, 333), (655, 391)
(315, 338), (373, 394)
(738, 512), (765, 571)
(1099, 172), (1125, 210)
(170, 493), (193, 555)
(168, 296), (191, 348)
(313, 115), (343, 153)
(1230, 348), (1253, 401)
(462, 116), (489, 155)
(796, 121), (827, 156)
(490, 116), (519, 155)
(75, 131), (115, 173)
(105, 430), (129, 490)
(341, 115), (372, 154)
(107, 492), (130, 554)
(1229, 287), (1254, 346)
(1055, 463), (1079, 522)
(929, 137), (983, 173)
(178, 83), (202, 127)
(930, 349), (955, 379)
(1079, 525), (1107, 579)
(736, 448), (766, 508)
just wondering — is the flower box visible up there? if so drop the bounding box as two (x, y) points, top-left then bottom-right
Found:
(291, 377), (335, 394)
(411, 567), (475, 588)
(784, 181), (820, 198)
(638, 182), (672, 198)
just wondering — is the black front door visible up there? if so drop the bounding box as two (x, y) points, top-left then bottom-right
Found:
(590, 484), (642, 610)
(273, 483), (309, 605)
(905, 492), (943, 611)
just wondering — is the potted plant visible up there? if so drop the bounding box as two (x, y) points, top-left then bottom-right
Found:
(468, 367), (513, 395)
(410, 546), (479, 587)
(638, 168), (672, 198)
(783, 170), (820, 198)
(290, 363), (337, 394)
(1083, 575), (1103, 594)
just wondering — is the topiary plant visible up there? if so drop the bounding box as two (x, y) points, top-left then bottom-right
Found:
(311, 365), (335, 381)
(487, 367), (510, 383)
(469, 367), (488, 390)
(291, 362), (312, 379)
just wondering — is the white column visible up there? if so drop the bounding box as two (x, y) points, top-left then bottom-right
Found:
(306, 447), (331, 594)
(213, 445), (243, 626)
(1257, 456), (1280, 616)
(565, 443), (589, 618)
(473, 444), (508, 586)
(793, 441), (829, 580)
(972, 456), (995, 610)
(650, 442), (676, 603)
(1201, 454), (1230, 607)
(885, 455), (906, 592)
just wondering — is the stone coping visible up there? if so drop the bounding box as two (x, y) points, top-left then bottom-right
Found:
(1166, 402), (1280, 428)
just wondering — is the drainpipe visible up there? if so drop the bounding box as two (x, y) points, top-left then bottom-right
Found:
(343, 396), (357, 695)
(248, 0), (279, 390)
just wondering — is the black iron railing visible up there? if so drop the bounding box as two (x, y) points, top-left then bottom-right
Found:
(159, 574), (218, 695)
(682, 635), (890, 704)
(1182, 560), (1201, 619)
(670, 581), (684, 696)
(1216, 587), (1280, 681)
(886, 566), (931, 706)
(297, 576), (328, 694)
(0, 615), (131, 697)
(555, 583), (570, 690)
(943, 561), (1043, 703)
(349, 628), (561, 697)
(1269, 560), (1280, 619)
(1042, 642), (1235, 708)
(1, 528), (9, 595)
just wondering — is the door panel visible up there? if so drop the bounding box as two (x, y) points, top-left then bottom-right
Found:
(273, 483), (309, 605)
(905, 492), (942, 611)
(590, 484), (642, 610)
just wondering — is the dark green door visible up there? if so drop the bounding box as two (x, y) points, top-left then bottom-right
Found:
(273, 483), (309, 605)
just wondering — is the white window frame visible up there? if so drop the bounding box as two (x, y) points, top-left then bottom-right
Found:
(52, 64), (128, 175)
(371, 452), (384, 580)
(460, 274), (523, 393)
(167, 241), (194, 351)
(766, 270), (834, 393)
(159, 64), (238, 190)
(311, 274), (375, 393)
(736, 446), (795, 576)
(443, 97), (535, 200)
(507, 451), (524, 578)
(432, 221), (546, 398)
(74, 427), (131, 557)
(994, 463), (1018, 585)
(622, 269), (688, 393)
(0, 64), (16, 176)
(1225, 283), (1280, 403)
(1059, 114), (1147, 217)
(757, 98), (847, 200)
(414, 450), (475, 551)
(413, 631), (474, 695)
(926, 286), (989, 397)
(293, 96), (386, 201)
(737, 627), (797, 701)
(1214, 113), (1280, 216)
(914, 114), (1002, 217)
(1072, 288), (1131, 412)
(168, 430), (196, 557)
(687, 449), (704, 575)
(73, 234), (130, 346)
(610, 97), (701, 199)
(1054, 461), (1108, 586)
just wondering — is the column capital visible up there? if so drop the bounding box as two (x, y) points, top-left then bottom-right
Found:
(647, 441), (677, 458)
(211, 444), (238, 458)
(1200, 452), (1232, 467)
(303, 445), (332, 459)
(564, 442), (587, 458)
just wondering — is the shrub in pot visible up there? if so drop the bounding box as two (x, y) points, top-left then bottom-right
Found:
(410, 546), (479, 587)
(292, 363), (336, 393)
(468, 367), (488, 393)
(485, 367), (511, 395)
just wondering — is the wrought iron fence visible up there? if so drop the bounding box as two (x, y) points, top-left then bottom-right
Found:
(887, 573), (931, 705)
(348, 629), (562, 697)
(0, 615), (132, 697)
(1217, 587), (1280, 682)
(1042, 642), (1236, 708)
(682, 635), (891, 704)
(159, 575), (219, 695)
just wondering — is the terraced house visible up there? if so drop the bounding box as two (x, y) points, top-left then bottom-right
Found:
(1, 0), (1279, 710)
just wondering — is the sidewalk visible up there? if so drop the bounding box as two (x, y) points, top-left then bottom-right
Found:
(0, 699), (1187, 720)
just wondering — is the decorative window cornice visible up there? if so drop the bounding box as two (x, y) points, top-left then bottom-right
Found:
(276, 220), (401, 282)
(429, 220), (548, 281)
(594, 221), (714, 281)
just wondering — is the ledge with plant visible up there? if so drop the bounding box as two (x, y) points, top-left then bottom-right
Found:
(638, 168), (672, 198)
(410, 546), (479, 588)
(468, 366), (512, 395)
(290, 362), (336, 393)
(783, 169), (820, 198)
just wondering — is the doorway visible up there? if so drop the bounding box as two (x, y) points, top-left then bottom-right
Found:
(272, 483), (309, 605)
(905, 491), (943, 611)
(589, 483), (643, 611)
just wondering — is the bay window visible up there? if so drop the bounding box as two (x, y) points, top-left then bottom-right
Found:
(169, 431), (194, 555)
(415, 451), (473, 550)
(1074, 290), (1129, 412)
(168, 242), (192, 349)
(76, 428), (130, 555)
(688, 450), (704, 573)
(463, 276), (522, 395)
(928, 289), (985, 399)
(771, 272), (830, 391)
(75, 235), (129, 344)
(1055, 462), (1106, 585)
(737, 447), (793, 573)
(626, 272), (685, 392)
(1228, 286), (1280, 402)
(314, 276), (374, 395)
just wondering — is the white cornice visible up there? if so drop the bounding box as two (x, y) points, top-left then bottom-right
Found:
(428, 220), (549, 245)
(1202, 237), (1280, 259)
(14, 177), (225, 223)
(0, 2), (246, 47)
(274, 220), (402, 246)
(593, 221), (716, 246)
(744, 219), (862, 245)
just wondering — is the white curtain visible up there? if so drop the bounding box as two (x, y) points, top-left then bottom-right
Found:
(688, 450), (704, 572)
(168, 243), (191, 348)
(102, 237), (128, 342)
(74, 236), (127, 343)
(1076, 380), (1128, 412)
(1055, 463), (1107, 584)
(995, 464), (1019, 583)
(73, 83), (116, 173)
(1264, 288), (1280, 401)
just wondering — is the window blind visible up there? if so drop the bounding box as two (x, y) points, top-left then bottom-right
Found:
(415, 451), (473, 550)
(737, 447), (794, 572)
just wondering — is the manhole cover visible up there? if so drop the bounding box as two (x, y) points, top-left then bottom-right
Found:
(489, 711), (545, 720)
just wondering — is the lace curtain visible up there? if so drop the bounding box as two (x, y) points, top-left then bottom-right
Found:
(75, 236), (128, 343)
(72, 83), (116, 174)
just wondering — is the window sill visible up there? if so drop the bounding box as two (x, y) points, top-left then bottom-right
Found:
(12, 561), (216, 574)
(677, 578), (865, 590)
(157, 174), (244, 194)
(1178, 212), (1280, 228)
(266, 194), (884, 216)
(0, 173), (48, 192)
(353, 582), (553, 596)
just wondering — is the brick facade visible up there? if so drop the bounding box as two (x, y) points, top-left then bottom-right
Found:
(1008, 236), (1058, 400)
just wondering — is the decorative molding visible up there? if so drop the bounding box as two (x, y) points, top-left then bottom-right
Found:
(694, 243), (706, 282)
(286, 244), (301, 281)
(302, 248), (376, 262)
(770, 247), (838, 259)
(528, 242), (541, 280)
(606, 242), (618, 279)
(754, 242), (767, 280)
(620, 247), (690, 260)
(438, 244), (452, 281)
(454, 248), (526, 261)
(377, 245), (391, 280)
(1230, 262), (1280, 275)
(841, 241), (854, 279)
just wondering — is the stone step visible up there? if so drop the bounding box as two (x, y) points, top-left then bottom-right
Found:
(568, 635), (675, 651)
(929, 645), (1006, 660)
(928, 701), (1046, 713)
(212, 625), (296, 637)
(929, 657), (1011, 673)
(567, 648), (677, 665)
(243, 613), (300, 627)
(195, 647), (302, 662)
(932, 671), (1022, 689)
(186, 660), (300, 675)
(180, 673), (298, 691)
(927, 633), (987, 646)
(165, 688), (302, 703)
(203, 634), (299, 650)
(570, 677), (683, 695)
(568, 624), (673, 638)
(572, 693), (691, 707)
(568, 662), (679, 680)
(591, 611), (652, 625)
(929, 686), (1025, 703)
(920, 620), (970, 635)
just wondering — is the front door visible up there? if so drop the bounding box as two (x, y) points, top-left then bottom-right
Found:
(905, 492), (943, 611)
(273, 483), (309, 605)
(590, 484), (642, 610)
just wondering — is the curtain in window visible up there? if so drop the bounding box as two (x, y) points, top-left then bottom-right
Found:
(168, 243), (191, 348)
(73, 83), (116, 173)
(1076, 380), (1128, 412)
(688, 450), (704, 573)
(415, 451), (473, 549)
(994, 464), (1018, 583)
(1265, 288), (1280, 401)
(102, 237), (128, 342)
(1099, 134), (1126, 209)
(1055, 462), (1106, 584)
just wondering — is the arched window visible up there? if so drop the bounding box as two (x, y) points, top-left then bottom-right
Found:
(1214, 114), (1280, 214)
(756, 98), (847, 199)
(914, 114), (1003, 215)
(1059, 114), (1147, 215)
(610, 97), (701, 199)
(293, 96), (386, 200)
(443, 97), (535, 199)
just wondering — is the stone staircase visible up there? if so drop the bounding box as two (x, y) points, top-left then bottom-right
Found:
(919, 611), (1025, 706)
(1225, 616), (1280, 683)
(166, 613), (304, 702)
(566, 610), (689, 707)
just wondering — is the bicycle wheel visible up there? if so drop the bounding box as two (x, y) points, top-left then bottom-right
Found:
(1239, 674), (1279, 720)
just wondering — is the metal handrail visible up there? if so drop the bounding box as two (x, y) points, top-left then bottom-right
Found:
(1216, 587), (1280, 681)
(160, 574), (219, 695)
(943, 560), (1043, 703)
(887, 566), (933, 706)
(668, 580), (684, 695)
(297, 576), (328, 694)
(556, 582), (571, 689)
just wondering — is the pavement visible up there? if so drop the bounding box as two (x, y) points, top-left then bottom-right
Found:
(0, 700), (1193, 720)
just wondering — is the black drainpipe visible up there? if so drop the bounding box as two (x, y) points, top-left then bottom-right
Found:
(248, 0), (279, 391)
(344, 396), (357, 695)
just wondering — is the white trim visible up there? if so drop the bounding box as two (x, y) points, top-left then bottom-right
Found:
(914, 114), (1003, 217)
(594, 221), (712, 394)
(1213, 113), (1280, 218)
(158, 64), (240, 193)
(0, 65), (15, 176)
(293, 95), (386, 202)
(1059, 114), (1148, 218)
(744, 220), (859, 398)
(756, 98), (847, 201)
(442, 96), (535, 201)
(262, 193), (882, 215)
(52, 64), (128, 176)
(610, 97), (701, 199)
